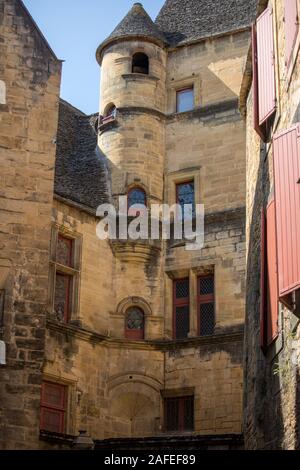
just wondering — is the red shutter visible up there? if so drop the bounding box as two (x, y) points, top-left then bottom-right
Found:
(40, 382), (66, 434)
(260, 208), (267, 349)
(266, 199), (279, 345)
(284, 0), (299, 67)
(273, 124), (300, 305)
(252, 25), (266, 141)
(256, 7), (276, 125)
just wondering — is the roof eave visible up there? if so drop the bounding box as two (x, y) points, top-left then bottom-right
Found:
(96, 34), (167, 65)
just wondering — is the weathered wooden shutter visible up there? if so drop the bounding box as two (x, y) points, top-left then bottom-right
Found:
(266, 199), (279, 345)
(252, 25), (266, 141)
(261, 201), (279, 350)
(273, 124), (300, 305)
(40, 382), (66, 434)
(256, 7), (276, 125)
(284, 0), (299, 66)
(260, 208), (267, 349)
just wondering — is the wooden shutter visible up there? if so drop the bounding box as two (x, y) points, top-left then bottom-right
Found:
(261, 202), (279, 350)
(173, 279), (190, 339)
(284, 0), (299, 66)
(256, 7), (276, 126)
(40, 382), (66, 434)
(252, 24), (266, 141)
(260, 208), (267, 349)
(266, 199), (279, 346)
(273, 124), (300, 306)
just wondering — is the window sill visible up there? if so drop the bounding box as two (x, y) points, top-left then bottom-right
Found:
(122, 73), (159, 83)
(99, 118), (118, 134)
(39, 430), (75, 446)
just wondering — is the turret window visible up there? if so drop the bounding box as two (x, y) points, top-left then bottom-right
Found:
(100, 104), (117, 125)
(128, 187), (147, 208)
(125, 307), (145, 340)
(132, 52), (149, 75)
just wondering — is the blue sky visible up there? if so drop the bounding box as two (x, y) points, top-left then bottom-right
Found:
(23, 1), (165, 114)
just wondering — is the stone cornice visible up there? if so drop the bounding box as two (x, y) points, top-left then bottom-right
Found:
(54, 194), (97, 218)
(96, 35), (167, 65)
(117, 99), (241, 124)
(46, 317), (243, 351)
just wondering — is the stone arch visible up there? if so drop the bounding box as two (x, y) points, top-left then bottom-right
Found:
(132, 52), (149, 74)
(116, 296), (152, 317)
(103, 102), (116, 117)
(107, 373), (162, 437)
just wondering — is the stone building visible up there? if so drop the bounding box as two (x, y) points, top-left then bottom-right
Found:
(0, 0), (258, 450)
(240, 0), (300, 450)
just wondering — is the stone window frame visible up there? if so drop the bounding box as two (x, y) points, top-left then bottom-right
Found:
(48, 225), (82, 325)
(176, 87), (194, 113)
(168, 75), (201, 115)
(124, 306), (145, 340)
(165, 265), (215, 339)
(113, 296), (152, 340)
(166, 167), (201, 221)
(40, 373), (78, 436)
(131, 51), (149, 75)
(161, 387), (195, 434)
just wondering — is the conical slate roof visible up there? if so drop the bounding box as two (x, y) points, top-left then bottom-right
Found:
(97, 3), (167, 61)
(155, 0), (258, 46)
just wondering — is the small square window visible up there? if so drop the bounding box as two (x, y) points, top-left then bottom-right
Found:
(164, 396), (194, 432)
(176, 88), (194, 113)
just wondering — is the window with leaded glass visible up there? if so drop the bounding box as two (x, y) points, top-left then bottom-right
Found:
(40, 381), (67, 434)
(128, 187), (146, 208)
(197, 275), (215, 336)
(125, 306), (144, 340)
(53, 235), (75, 323)
(50, 231), (82, 324)
(164, 396), (194, 432)
(173, 278), (190, 339)
(176, 180), (195, 220)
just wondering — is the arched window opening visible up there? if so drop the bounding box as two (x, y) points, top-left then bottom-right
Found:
(125, 307), (144, 340)
(128, 187), (147, 216)
(132, 53), (149, 75)
(100, 103), (117, 125)
(128, 187), (146, 207)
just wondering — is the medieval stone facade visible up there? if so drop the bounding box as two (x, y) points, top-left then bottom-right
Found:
(241, 0), (300, 450)
(6, 0), (300, 451)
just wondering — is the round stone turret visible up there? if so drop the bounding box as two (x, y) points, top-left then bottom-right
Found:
(96, 3), (167, 207)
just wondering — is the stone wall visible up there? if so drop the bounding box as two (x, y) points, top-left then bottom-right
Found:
(243, 0), (300, 450)
(0, 0), (61, 449)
